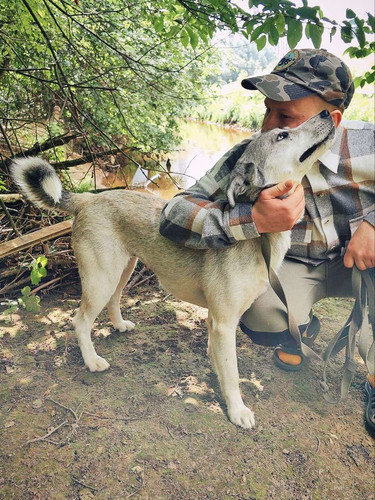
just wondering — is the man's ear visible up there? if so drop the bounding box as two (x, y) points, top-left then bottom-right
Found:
(226, 162), (254, 208)
(330, 109), (342, 128)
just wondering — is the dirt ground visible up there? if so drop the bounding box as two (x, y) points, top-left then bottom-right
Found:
(0, 277), (374, 500)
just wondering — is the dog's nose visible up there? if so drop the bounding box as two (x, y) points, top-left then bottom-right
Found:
(320, 110), (330, 118)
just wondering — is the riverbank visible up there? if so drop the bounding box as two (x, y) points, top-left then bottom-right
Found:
(191, 80), (375, 129)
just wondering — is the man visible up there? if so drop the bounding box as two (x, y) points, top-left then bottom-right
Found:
(159, 48), (375, 431)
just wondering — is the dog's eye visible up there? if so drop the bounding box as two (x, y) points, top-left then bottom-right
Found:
(277, 132), (289, 141)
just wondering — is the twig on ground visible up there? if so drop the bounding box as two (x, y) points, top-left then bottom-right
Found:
(46, 397), (81, 422)
(72, 476), (102, 493)
(25, 420), (68, 446)
(82, 411), (159, 422)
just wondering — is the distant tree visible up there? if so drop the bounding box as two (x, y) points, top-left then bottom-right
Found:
(213, 34), (277, 84)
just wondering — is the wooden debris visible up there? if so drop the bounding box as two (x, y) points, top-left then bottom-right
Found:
(0, 194), (22, 203)
(0, 220), (72, 259)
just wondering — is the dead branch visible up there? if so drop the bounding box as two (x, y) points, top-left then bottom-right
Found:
(72, 476), (101, 493)
(50, 147), (136, 169)
(0, 198), (20, 237)
(25, 420), (69, 446)
(14, 131), (82, 159)
(29, 272), (73, 295)
(0, 194), (22, 203)
(0, 220), (73, 259)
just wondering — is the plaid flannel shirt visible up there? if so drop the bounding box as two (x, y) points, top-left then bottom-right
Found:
(160, 121), (375, 264)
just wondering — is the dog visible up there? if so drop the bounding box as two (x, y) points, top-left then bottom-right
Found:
(11, 110), (334, 429)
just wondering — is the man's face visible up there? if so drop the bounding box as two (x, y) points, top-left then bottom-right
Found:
(262, 95), (330, 131)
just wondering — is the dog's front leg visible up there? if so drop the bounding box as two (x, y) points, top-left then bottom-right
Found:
(207, 314), (255, 429)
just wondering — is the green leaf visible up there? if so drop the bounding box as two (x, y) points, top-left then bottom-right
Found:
(310, 23), (323, 48)
(346, 9), (356, 19)
(256, 35), (267, 51)
(185, 26), (199, 49)
(275, 13), (285, 35)
(329, 26), (337, 43)
(21, 286), (31, 297)
(245, 19), (256, 35)
(22, 294), (41, 313)
(287, 18), (303, 49)
(38, 255), (48, 267)
(153, 17), (164, 33)
(341, 24), (354, 43)
(368, 13), (375, 31)
(198, 30), (208, 43)
(296, 6), (319, 20)
(305, 23), (310, 39)
(180, 29), (189, 48)
(250, 24), (265, 42)
(268, 24), (279, 46)
(355, 25), (366, 48)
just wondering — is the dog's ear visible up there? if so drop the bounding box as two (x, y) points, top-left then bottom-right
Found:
(227, 162), (254, 208)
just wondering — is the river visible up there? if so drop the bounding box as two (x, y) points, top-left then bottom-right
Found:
(92, 120), (253, 199)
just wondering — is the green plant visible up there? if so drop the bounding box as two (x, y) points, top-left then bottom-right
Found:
(29, 255), (47, 285)
(1, 255), (47, 322)
(20, 286), (42, 313)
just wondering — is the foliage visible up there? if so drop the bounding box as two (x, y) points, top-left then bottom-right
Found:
(29, 255), (48, 286)
(0, 0), (217, 159)
(1, 255), (47, 320)
(0, 0), (373, 173)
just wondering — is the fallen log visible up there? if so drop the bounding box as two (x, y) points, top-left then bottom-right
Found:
(0, 220), (73, 259)
(0, 194), (22, 203)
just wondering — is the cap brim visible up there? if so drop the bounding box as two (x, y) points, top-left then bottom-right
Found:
(241, 74), (316, 102)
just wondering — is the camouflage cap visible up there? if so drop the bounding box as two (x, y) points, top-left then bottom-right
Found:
(241, 48), (354, 109)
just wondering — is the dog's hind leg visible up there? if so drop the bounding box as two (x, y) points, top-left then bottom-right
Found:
(207, 312), (255, 429)
(107, 256), (138, 332)
(73, 267), (126, 372)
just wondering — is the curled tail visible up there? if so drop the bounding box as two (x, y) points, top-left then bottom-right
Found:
(11, 157), (77, 215)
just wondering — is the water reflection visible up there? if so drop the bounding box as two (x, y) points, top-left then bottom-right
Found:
(74, 121), (252, 200)
(167, 120), (251, 191)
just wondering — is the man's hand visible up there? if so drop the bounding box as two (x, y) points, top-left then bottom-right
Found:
(252, 180), (305, 234)
(344, 221), (375, 270)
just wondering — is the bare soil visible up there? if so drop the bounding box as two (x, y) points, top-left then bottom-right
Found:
(0, 279), (374, 500)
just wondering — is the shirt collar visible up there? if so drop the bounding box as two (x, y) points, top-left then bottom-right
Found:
(318, 124), (344, 174)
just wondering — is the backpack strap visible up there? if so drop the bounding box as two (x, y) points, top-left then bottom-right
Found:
(320, 267), (375, 403)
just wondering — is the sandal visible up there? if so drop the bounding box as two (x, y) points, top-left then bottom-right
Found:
(365, 381), (375, 434)
(273, 315), (321, 372)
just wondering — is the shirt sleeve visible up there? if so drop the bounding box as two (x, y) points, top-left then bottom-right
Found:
(159, 138), (260, 249)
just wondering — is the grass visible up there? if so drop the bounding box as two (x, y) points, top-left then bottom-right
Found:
(191, 79), (374, 130)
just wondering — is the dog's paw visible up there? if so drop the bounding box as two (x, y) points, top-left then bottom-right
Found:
(114, 320), (135, 333)
(87, 356), (110, 372)
(228, 405), (255, 429)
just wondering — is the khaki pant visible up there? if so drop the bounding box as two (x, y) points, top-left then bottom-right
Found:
(240, 256), (353, 345)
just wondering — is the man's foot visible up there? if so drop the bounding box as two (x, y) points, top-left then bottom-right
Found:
(365, 375), (375, 434)
(273, 315), (320, 371)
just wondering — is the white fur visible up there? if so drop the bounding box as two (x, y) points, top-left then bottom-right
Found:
(11, 157), (62, 208)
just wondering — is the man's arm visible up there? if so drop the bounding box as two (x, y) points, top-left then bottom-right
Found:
(160, 178), (305, 249)
(344, 220), (375, 270)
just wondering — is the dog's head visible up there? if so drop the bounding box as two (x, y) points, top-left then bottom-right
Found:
(227, 110), (335, 207)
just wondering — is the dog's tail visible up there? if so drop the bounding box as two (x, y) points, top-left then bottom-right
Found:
(11, 157), (82, 215)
